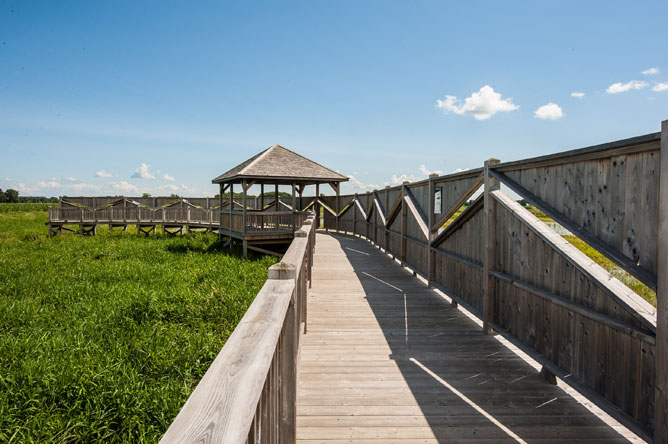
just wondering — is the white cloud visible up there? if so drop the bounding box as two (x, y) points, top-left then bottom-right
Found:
(111, 181), (139, 193)
(571, 92), (585, 98)
(642, 67), (659, 75)
(452, 168), (470, 174)
(66, 182), (101, 193)
(163, 173), (175, 182)
(419, 165), (443, 176)
(653, 82), (668, 92)
(157, 184), (179, 192)
(4, 178), (12, 181)
(534, 103), (564, 120)
(385, 174), (418, 187)
(63, 177), (77, 182)
(436, 85), (519, 120)
(95, 170), (113, 178)
(606, 80), (648, 94)
(348, 175), (380, 191)
(37, 180), (61, 188)
(131, 163), (156, 180)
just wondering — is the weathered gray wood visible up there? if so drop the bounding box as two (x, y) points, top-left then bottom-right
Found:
(656, 118), (668, 444)
(298, 232), (643, 443)
(431, 175), (483, 232)
(403, 187), (429, 240)
(491, 189), (656, 334)
(490, 168), (658, 291)
(495, 133), (660, 173)
(489, 270), (655, 344)
(427, 174), (436, 284)
(483, 158), (500, 334)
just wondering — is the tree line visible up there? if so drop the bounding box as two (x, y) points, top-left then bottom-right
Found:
(0, 189), (59, 203)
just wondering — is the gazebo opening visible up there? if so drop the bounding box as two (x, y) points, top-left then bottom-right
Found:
(212, 144), (348, 257)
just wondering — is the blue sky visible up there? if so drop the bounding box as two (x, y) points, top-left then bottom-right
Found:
(1, 1), (667, 197)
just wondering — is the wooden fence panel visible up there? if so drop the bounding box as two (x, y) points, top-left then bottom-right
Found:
(495, 134), (661, 290)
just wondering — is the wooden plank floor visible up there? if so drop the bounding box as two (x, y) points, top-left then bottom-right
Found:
(296, 232), (641, 444)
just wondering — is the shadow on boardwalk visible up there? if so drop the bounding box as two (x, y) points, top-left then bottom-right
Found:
(297, 232), (637, 443)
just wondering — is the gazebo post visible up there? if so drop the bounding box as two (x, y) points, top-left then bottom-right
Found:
(275, 184), (279, 211)
(242, 179), (247, 258)
(315, 183), (320, 229)
(297, 184), (303, 212)
(229, 182), (234, 249)
(291, 182), (296, 232)
(260, 183), (264, 230)
(218, 183), (223, 241)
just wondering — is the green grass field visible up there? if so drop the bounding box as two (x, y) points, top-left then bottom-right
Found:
(0, 208), (278, 443)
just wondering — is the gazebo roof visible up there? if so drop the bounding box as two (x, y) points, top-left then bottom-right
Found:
(212, 144), (349, 184)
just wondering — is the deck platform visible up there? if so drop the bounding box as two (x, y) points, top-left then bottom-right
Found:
(297, 232), (641, 443)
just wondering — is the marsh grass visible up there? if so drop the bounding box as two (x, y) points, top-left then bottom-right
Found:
(0, 211), (278, 443)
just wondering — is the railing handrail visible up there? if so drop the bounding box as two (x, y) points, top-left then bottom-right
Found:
(159, 215), (315, 444)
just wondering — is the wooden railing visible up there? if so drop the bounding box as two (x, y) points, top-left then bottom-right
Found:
(49, 206), (220, 226)
(159, 215), (315, 444)
(320, 120), (668, 442)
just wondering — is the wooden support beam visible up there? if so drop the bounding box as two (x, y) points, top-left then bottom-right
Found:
(229, 182), (234, 247)
(353, 194), (358, 235)
(242, 179), (247, 237)
(483, 158), (500, 335)
(335, 183), (340, 232)
(384, 186), (390, 249)
(275, 184), (279, 212)
(291, 183), (296, 233)
(431, 176), (484, 232)
(489, 168), (657, 291)
(373, 192), (386, 225)
(315, 183), (320, 228)
(656, 118), (668, 444)
(401, 182), (408, 264)
(243, 180), (256, 192)
(431, 194), (483, 247)
(403, 187), (429, 240)
(428, 173), (437, 285)
(492, 188), (657, 334)
(384, 192), (404, 228)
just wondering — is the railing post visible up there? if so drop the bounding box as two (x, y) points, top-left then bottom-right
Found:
(385, 186), (390, 250)
(401, 181), (409, 265)
(353, 193), (358, 236)
(483, 158), (500, 335)
(428, 173), (438, 286)
(267, 262), (297, 444)
(656, 118), (668, 444)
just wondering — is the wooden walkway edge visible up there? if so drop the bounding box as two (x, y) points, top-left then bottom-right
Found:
(296, 232), (643, 443)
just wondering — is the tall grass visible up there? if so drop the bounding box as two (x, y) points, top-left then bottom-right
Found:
(0, 211), (278, 442)
(0, 203), (57, 213)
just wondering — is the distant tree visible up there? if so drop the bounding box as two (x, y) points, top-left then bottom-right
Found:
(0, 189), (7, 203)
(142, 193), (151, 198)
(5, 189), (19, 203)
(169, 193), (180, 198)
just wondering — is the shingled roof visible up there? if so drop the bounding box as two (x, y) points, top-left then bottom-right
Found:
(212, 144), (349, 184)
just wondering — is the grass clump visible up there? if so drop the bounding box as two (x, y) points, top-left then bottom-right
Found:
(0, 203), (57, 213)
(0, 211), (279, 443)
(563, 235), (656, 307)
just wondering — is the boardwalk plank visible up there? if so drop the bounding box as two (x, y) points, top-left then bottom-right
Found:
(297, 233), (642, 443)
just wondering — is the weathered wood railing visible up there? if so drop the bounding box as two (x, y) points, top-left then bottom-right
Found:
(320, 120), (667, 442)
(159, 214), (315, 444)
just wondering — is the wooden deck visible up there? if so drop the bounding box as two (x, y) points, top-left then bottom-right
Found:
(297, 232), (641, 443)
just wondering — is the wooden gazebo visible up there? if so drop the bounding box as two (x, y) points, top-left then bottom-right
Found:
(212, 144), (348, 256)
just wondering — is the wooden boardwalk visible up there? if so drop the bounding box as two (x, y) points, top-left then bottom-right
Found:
(297, 232), (641, 443)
